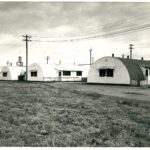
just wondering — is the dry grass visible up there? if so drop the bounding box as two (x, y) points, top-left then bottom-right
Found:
(0, 81), (150, 147)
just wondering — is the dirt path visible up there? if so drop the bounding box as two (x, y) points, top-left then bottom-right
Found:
(49, 82), (150, 101)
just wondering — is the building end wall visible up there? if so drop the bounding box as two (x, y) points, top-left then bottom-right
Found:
(87, 57), (130, 85)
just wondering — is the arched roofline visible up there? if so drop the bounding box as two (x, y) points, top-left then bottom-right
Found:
(93, 56), (144, 82)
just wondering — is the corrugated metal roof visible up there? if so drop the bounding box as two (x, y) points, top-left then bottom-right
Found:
(118, 58), (148, 81)
(128, 59), (150, 68)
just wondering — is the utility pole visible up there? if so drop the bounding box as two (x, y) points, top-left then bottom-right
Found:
(23, 35), (32, 81)
(46, 56), (50, 64)
(92, 57), (94, 64)
(89, 48), (92, 66)
(129, 44), (134, 59)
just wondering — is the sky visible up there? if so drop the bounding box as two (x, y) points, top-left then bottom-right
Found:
(1, 2), (150, 66)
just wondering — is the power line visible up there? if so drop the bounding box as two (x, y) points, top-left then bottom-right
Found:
(22, 13), (150, 44)
(31, 12), (150, 38)
(73, 16), (150, 37)
(31, 22), (150, 43)
(30, 16), (150, 42)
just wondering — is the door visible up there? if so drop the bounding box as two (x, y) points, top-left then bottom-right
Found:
(59, 71), (61, 81)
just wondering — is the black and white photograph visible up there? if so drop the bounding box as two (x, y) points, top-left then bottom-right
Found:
(0, 0), (150, 147)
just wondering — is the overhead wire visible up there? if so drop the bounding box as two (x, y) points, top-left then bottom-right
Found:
(31, 11), (150, 39)
(31, 22), (150, 43)
(31, 24), (150, 43)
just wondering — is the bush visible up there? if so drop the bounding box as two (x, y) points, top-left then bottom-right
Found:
(18, 74), (25, 81)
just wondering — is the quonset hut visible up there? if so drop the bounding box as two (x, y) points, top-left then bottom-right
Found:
(28, 63), (58, 81)
(0, 66), (25, 80)
(87, 55), (150, 86)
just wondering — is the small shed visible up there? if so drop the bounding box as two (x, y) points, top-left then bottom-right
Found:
(0, 66), (25, 80)
(28, 63), (58, 81)
(87, 56), (150, 86)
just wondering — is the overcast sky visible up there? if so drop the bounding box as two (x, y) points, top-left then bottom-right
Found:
(1, 2), (150, 66)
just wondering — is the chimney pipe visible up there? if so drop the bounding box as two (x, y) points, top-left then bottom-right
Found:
(141, 57), (144, 61)
(18, 56), (22, 62)
(122, 54), (124, 58)
(112, 53), (114, 57)
(59, 60), (61, 65)
(127, 55), (129, 59)
(6, 61), (9, 66)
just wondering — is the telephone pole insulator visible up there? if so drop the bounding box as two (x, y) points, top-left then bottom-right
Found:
(23, 35), (32, 81)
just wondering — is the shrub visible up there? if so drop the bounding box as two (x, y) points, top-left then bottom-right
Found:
(18, 74), (25, 81)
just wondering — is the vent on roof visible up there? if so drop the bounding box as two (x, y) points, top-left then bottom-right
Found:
(59, 60), (61, 65)
(127, 55), (129, 59)
(112, 53), (114, 57)
(18, 56), (22, 62)
(6, 61), (9, 66)
(6, 61), (12, 66)
(141, 57), (144, 61)
(122, 54), (124, 58)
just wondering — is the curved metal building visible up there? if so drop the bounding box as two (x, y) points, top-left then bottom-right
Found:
(87, 56), (150, 86)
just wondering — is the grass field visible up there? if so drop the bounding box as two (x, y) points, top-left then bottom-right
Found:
(0, 81), (150, 147)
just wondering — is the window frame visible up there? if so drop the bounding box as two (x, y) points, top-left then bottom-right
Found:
(99, 69), (106, 77)
(3, 72), (7, 77)
(63, 71), (71, 76)
(99, 69), (114, 77)
(31, 71), (38, 77)
(76, 71), (82, 76)
(107, 69), (114, 77)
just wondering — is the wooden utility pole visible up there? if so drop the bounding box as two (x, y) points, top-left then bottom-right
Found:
(129, 44), (134, 59)
(89, 48), (92, 66)
(23, 35), (32, 81)
(46, 56), (50, 64)
(92, 57), (94, 64)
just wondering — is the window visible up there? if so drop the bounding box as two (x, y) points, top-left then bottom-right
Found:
(146, 69), (149, 76)
(76, 71), (82, 76)
(99, 69), (114, 77)
(31, 71), (37, 77)
(63, 71), (71, 76)
(99, 69), (105, 77)
(107, 69), (114, 77)
(3, 72), (7, 77)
